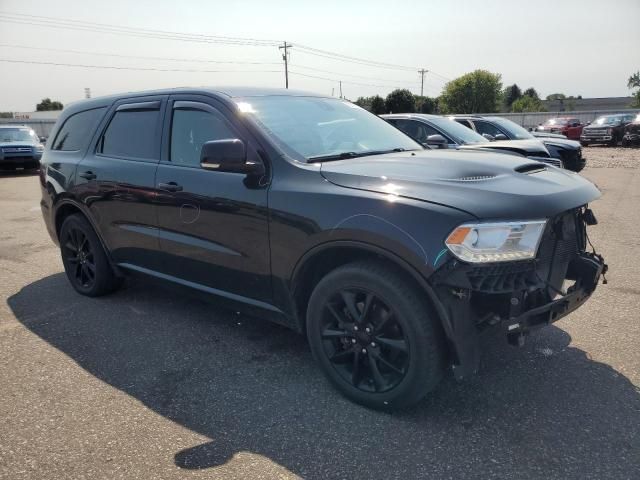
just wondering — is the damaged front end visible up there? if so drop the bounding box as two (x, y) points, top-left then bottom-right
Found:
(431, 207), (607, 380)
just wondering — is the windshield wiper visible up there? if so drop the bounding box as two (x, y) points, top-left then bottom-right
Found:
(307, 148), (411, 163)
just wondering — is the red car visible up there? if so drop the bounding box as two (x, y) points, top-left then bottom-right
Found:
(536, 117), (584, 140)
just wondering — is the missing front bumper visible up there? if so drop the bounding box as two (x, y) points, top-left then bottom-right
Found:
(504, 252), (606, 345)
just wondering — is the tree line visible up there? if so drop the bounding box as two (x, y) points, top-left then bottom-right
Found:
(355, 69), (640, 115)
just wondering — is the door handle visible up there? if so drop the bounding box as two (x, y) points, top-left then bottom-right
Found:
(79, 171), (96, 180)
(158, 182), (183, 192)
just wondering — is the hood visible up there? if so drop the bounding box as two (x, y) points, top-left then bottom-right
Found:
(539, 137), (580, 151)
(319, 150), (601, 220)
(531, 131), (567, 139)
(459, 138), (549, 156)
(583, 123), (615, 130)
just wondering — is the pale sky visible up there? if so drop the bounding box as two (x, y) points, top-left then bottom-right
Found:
(0, 0), (638, 111)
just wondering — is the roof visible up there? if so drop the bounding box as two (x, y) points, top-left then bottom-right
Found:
(59, 86), (328, 118)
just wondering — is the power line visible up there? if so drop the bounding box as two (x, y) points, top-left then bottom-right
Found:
(0, 10), (454, 86)
(0, 58), (282, 74)
(290, 62), (421, 85)
(288, 70), (415, 90)
(0, 14), (280, 47)
(0, 43), (280, 65)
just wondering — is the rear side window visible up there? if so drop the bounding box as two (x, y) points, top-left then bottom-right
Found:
(52, 108), (105, 151)
(393, 119), (442, 143)
(99, 108), (160, 159)
(455, 119), (472, 128)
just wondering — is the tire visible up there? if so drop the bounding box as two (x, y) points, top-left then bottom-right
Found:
(59, 214), (122, 297)
(306, 261), (446, 410)
(580, 141), (589, 147)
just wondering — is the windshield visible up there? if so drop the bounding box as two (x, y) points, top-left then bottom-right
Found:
(490, 117), (534, 140)
(0, 127), (37, 143)
(427, 117), (488, 144)
(593, 115), (625, 126)
(235, 96), (422, 161)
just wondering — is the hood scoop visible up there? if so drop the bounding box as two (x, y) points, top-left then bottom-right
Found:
(515, 163), (547, 174)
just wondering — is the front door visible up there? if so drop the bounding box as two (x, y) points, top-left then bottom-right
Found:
(154, 95), (272, 303)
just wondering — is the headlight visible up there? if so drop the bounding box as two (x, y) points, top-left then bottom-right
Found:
(445, 220), (547, 263)
(35, 144), (44, 151)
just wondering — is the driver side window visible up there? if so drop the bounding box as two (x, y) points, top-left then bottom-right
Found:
(170, 106), (237, 168)
(474, 121), (504, 138)
(394, 119), (441, 143)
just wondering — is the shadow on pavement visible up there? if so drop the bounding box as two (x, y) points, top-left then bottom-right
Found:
(8, 273), (640, 479)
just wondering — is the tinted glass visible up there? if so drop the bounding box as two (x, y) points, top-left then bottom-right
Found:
(491, 117), (534, 140)
(474, 121), (505, 138)
(100, 109), (159, 159)
(236, 97), (421, 160)
(425, 116), (488, 145)
(52, 108), (105, 151)
(455, 119), (472, 128)
(393, 119), (443, 143)
(170, 107), (237, 167)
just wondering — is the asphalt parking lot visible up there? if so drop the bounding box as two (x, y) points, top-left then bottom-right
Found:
(1, 148), (639, 480)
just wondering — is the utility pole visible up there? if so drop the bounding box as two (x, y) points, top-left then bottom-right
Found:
(279, 41), (292, 89)
(418, 69), (428, 97)
(339, 81), (343, 99)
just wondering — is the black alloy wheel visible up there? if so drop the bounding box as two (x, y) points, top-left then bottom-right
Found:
(320, 288), (409, 393)
(307, 261), (446, 410)
(62, 227), (96, 289)
(59, 214), (122, 297)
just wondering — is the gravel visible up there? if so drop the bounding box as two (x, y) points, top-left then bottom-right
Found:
(584, 146), (640, 169)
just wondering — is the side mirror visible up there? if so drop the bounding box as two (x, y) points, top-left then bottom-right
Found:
(39, 136), (47, 144)
(494, 133), (508, 141)
(482, 133), (495, 141)
(425, 134), (448, 149)
(200, 139), (263, 174)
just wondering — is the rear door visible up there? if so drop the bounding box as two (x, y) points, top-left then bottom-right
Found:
(76, 96), (166, 269)
(153, 94), (272, 302)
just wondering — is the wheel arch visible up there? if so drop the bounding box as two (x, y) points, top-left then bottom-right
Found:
(54, 199), (120, 273)
(290, 240), (457, 361)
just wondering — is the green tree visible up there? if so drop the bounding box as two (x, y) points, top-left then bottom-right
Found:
(385, 89), (415, 113)
(36, 98), (64, 111)
(628, 71), (640, 107)
(523, 87), (539, 100)
(546, 93), (566, 101)
(370, 95), (387, 114)
(511, 95), (546, 112)
(0, 112), (13, 118)
(438, 70), (502, 114)
(503, 84), (522, 109)
(354, 95), (387, 114)
(414, 95), (438, 114)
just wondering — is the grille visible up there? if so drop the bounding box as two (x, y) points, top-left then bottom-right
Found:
(536, 210), (581, 292)
(582, 128), (609, 136)
(2, 146), (32, 153)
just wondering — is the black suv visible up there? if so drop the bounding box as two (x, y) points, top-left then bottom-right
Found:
(449, 115), (586, 172)
(40, 88), (606, 409)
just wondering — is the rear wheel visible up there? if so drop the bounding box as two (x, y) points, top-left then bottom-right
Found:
(59, 214), (122, 297)
(306, 261), (446, 410)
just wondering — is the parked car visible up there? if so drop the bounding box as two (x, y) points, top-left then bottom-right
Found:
(0, 125), (44, 170)
(622, 114), (640, 147)
(536, 117), (584, 140)
(382, 114), (564, 168)
(449, 115), (585, 172)
(580, 113), (637, 146)
(40, 88), (607, 410)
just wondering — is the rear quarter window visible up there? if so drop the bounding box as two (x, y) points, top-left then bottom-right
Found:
(52, 108), (106, 151)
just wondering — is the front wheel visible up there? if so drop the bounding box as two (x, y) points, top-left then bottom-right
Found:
(306, 261), (446, 410)
(59, 214), (122, 297)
